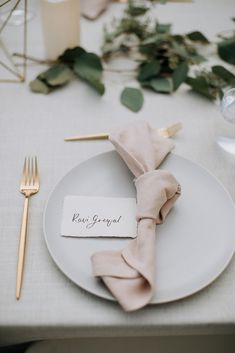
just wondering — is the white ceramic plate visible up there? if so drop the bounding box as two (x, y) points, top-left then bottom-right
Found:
(43, 151), (235, 304)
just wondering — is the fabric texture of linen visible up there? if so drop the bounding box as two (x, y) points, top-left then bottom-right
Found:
(91, 122), (181, 311)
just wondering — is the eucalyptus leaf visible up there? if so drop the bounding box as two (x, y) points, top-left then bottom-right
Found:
(172, 41), (190, 60)
(189, 54), (206, 64)
(127, 3), (149, 17)
(148, 77), (173, 93)
(29, 78), (51, 94)
(141, 32), (168, 46)
(172, 34), (184, 43)
(39, 63), (73, 86)
(212, 65), (235, 82)
(172, 61), (188, 90)
(59, 47), (85, 67)
(74, 52), (103, 80)
(218, 37), (235, 65)
(73, 52), (105, 95)
(186, 76), (215, 100)
(120, 87), (144, 112)
(116, 17), (147, 39)
(88, 79), (105, 96)
(187, 31), (210, 44)
(138, 61), (161, 82)
(156, 22), (171, 34)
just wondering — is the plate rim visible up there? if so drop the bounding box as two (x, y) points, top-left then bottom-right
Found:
(43, 150), (235, 304)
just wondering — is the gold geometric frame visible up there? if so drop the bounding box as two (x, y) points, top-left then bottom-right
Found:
(0, 0), (27, 82)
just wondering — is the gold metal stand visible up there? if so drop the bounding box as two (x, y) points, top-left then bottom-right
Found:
(0, 0), (27, 83)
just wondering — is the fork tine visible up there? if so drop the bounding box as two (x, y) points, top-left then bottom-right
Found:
(32, 156), (37, 185)
(32, 157), (35, 185)
(30, 157), (34, 185)
(20, 156), (39, 189)
(27, 157), (31, 185)
(34, 156), (39, 185)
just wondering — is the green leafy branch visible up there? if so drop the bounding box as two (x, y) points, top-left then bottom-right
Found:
(29, 0), (235, 113)
(30, 47), (105, 96)
(186, 65), (235, 100)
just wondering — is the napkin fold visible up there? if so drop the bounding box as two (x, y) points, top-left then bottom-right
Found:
(91, 122), (181, 311)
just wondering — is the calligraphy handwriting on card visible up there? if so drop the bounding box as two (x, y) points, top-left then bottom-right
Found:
(61, 196), (137, 238)
(72, 213), (122, 229)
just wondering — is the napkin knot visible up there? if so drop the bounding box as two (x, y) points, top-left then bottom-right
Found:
(135, 170), (181, 225)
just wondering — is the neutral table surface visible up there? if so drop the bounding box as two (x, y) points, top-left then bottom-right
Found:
(0, 0), (235, 347)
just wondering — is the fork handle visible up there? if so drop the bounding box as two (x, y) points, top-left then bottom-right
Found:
(16, 196), (29, 300)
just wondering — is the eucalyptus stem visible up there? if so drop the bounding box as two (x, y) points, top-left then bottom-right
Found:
(13, 53), (56, 65)
(104, 67), (137, 74)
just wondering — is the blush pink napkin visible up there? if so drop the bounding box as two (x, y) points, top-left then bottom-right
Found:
(91, 122), (181, 311)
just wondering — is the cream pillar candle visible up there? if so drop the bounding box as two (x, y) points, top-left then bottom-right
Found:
(40, 0), (80, 61)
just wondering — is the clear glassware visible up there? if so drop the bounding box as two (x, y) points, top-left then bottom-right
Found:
(216, 88), (235, 154)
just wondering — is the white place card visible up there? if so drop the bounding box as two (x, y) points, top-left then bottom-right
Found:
(61, 195), (137, 238)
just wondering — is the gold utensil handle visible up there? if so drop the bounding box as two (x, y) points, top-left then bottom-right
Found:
(64, 122), (182, 142)
(64, 133), (109, 142)
(158, 122), (182, 138)
(16, 197), (29, 300)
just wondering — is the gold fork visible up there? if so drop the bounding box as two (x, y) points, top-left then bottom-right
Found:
(64, 122), (182, 142)
(16, 157), (39, 300)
